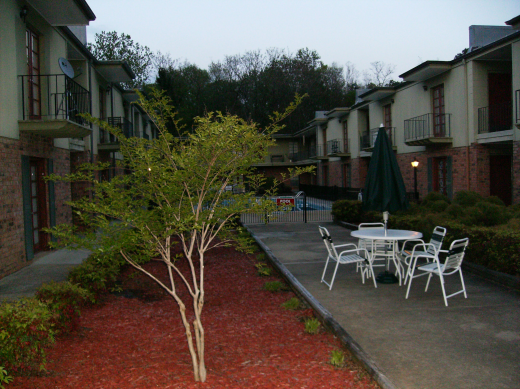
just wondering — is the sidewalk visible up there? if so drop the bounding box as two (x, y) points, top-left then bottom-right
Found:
(0, 249), (90, 301)
(247, 222), (520, 389)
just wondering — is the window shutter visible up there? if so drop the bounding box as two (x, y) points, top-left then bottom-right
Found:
(427, 157), (433, 193)
(47, 159), (57, 242)
(21, 156), (34, 261)
(446, 156), (453, 200)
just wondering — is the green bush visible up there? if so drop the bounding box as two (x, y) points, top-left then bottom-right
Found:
(453, 190), (483, 207)
(263, 281), (289, 292)
(426, 200), (450, 213)
(483, 196), (505, 207)
(0, 364), (13, 389)
(331, 200), (381, 224)
(304, 317), (321, 334)
(445, 203), (464, 219)
(281, 297), (304, 310)
(36, 281), (91, 334)
(422, 191), (451, 206)
(67, 252), (124, 302)
(329, 349), (346, 368)
(463, 201), (510, 227)
(0, 298), (56, 375)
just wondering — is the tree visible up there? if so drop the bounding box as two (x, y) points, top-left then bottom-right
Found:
(87, 31), (154, 88)
(362, 61), (396, 87)
(45, 89), (313, 382)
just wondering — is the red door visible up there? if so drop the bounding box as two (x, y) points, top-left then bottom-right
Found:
(432, 85), (445, 137)
(29, 159), (49, 252)
(490, 155), (512, 205)
(488, 73), (512, 132)
(26, 29), (41, 120)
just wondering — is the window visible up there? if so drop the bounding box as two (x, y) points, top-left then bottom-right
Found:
(383, 104), (392, 128)
(432, 85), (445, 136)
(428, 156), (451, 198)
(26, 28), (41, 119)
(322, 165), (329, 186)
(343, 121), (348, 152)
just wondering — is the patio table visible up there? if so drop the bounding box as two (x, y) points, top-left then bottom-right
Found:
(351, 229), (422, 284)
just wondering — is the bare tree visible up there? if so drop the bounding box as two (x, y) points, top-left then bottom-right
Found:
(344, 61), (360, 90)
(362, 61), (396, 87)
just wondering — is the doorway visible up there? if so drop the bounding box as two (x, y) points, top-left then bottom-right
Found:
(29, 159), (49, 252)
(490, 155), (512, 205)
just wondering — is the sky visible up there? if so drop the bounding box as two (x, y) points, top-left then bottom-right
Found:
(85, 0), (520, 81)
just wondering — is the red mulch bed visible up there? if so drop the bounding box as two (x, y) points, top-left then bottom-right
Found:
(11, 247), (379, 388)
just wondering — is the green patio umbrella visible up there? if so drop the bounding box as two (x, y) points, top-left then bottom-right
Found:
(362, 125), (409, 283)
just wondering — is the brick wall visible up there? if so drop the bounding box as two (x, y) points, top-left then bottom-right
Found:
(0, 133), (72, 279)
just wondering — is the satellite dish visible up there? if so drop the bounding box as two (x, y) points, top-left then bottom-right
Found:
(58, 57), (74, 78)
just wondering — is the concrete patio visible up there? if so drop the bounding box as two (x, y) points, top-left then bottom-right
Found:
(247, 221), (520, 389)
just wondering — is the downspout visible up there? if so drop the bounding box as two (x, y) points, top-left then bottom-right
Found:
(88, 59), (93, 164)
(463, 58), (471, 191)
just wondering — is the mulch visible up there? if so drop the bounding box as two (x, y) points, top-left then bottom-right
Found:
(10, 246), (379, 388)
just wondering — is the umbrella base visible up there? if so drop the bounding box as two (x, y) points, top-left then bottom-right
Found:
(376, 271), (399, 284)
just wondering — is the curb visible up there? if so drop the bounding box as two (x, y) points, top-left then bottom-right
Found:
(243, 225), (397, 389)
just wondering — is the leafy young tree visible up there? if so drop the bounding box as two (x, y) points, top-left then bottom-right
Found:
(87, 31), (154, 88)
(45, 89), (313, 382)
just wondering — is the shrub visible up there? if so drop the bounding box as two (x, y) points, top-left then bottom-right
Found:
(304, 317), (321, 334)
(281, 297), (304, 310)
(426, 200), (450, 213)
(0, 366), (13, 389)
(422, 191), (450, 206)
(463, 201), (510, 227)
(444, 204), (464, 219)
(36, 281), (91, 334)
(331, 200), (363, 223)
(329, 349), (345, 368)
(67, 252), (124, 302)
(483, 196), (505, 207)
(263, 281), (289, 292)
(0, 298), (56, 375)
(453, 190), (482, 207)
(255, 263), (273, 277)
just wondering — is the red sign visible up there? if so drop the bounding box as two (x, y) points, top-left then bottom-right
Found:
(277, 198), (295, 207)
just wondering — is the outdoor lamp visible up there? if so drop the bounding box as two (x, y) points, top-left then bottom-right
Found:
(411, 158), (419, 200)
(20, 5), (28, 22)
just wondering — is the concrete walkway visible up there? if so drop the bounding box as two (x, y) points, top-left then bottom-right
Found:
(0, 249), (90, 301)
(247, 222), (520, 389)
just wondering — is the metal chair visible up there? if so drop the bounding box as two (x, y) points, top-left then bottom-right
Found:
(319, 226), (377, 290)
(405, 238), (469, 306)
(397, 226), (447, 285)
(357, 222), (391, 272)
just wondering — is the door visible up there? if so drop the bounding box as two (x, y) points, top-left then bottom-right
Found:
(490, 155), (512, 205)
(432, 85), (445, 137)
(384, 104), (392, 145)
(29, 159), (49, 252)
(488, 73), (512, 132)
(26, 28), (41, 120)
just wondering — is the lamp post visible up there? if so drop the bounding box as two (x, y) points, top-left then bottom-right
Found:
(411, 157), (419, 200)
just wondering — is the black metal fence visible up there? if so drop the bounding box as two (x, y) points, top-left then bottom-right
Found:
(19, 74), (90, 126)
(240, 192), (334, 224)
(404, 113), (451, 141)
(478, 101), (512, 133)
(299, 184), (361, 201)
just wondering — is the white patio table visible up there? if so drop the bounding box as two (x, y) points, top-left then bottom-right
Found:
(351, 229), (422, 285)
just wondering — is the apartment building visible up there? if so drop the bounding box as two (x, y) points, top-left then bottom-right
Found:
(0, 0), (155, 279)
(288, 16), (520, 206)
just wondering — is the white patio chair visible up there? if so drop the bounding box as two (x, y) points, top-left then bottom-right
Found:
(357, 222), (391, 272)
(397, 226), (447, 285)
(319, 226), (377, 290)
(405, 238), (469, 306)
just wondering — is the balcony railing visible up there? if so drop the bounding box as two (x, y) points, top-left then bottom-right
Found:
(360, 127), (395, 150)
(100, 117), (133, 144)
(478, 101), (512, 134)
(19, 74), (90, 126)
(315, 144), (327, 158)
(327, 138), (350, 155)
(289, 145), (316, 162)
(516, 90), (520, 124)
(404, 113), (451, 142)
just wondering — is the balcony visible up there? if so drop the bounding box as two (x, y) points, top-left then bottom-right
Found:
(477, 101), (514, 144)
(18, 74), (91, 138)
(361, 127), (396, 151)
(327, 139), (350, 157)
(313, 144), (328, 159)
(404, 113), (452, 146)
(288, 146), (317, 164)
(98, 117), (133, 151)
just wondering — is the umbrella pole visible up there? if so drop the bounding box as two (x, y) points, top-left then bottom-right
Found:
(375, 211), (399, 284)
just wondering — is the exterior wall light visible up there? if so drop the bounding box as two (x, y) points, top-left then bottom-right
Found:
(411, 158), (419, 200)
(20, 5), (28, 22)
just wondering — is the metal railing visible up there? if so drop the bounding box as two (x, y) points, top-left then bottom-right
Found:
(404, 113), (451, 141)
(327, 138), (350, 154)
(100, 117), (133, 144)
(516, 90), (520, 124)
(316, 144), (326, 158)
(289, 145), (317, 162)
(478, 101), (512, 134)
(360, 127), (395, 150)
(19, 74), (90, 126)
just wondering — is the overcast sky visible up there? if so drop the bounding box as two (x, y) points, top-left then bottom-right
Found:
(85, 0), (520, 80)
